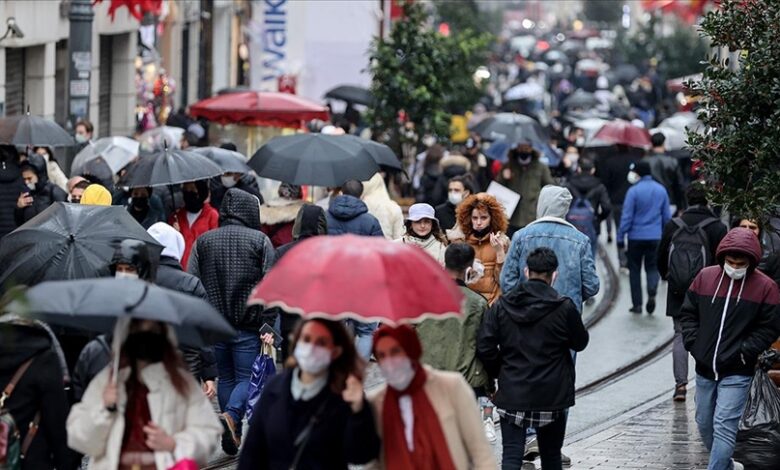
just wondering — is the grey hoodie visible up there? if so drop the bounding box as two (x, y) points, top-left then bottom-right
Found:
(536, 185), (573, 220)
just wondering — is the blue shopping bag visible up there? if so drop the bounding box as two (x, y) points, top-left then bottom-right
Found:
(246, 343), (277, 421)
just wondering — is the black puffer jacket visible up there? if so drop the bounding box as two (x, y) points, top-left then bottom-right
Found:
(155, 255), (217, 380)
(642, 153), (687, 209)
(0, 323), (79, 469)
(0, 145), (24, 240)
(326, 195), (383, 237)
(210, 175), (264, 211)
(14, 153), (68, 227)
(188, 188), (276, 330)
(477, 279), (589, 411)
(275, 204), (328, 262)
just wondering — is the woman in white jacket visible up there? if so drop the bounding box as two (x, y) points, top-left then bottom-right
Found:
(67, 318), (221, 470)
(395, 203), (447, 266)
(362, 173), (405, 240)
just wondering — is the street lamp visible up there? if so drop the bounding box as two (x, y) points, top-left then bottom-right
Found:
(0, 17), (25, 42)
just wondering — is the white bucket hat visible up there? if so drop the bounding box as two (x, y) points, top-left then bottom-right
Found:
(406, 203), (438, 223)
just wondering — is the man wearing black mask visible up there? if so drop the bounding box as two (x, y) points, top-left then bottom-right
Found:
(497, 141), (554, 234)
(127, 187), (166, 229)
(168, 180), (219, 269)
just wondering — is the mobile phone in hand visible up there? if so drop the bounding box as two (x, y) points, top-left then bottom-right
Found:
(259, 323), (283, 345)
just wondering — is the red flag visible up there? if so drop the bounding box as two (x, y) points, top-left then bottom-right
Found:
(93, 0), (162, 21)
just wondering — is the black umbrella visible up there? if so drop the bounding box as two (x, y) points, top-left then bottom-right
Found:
(470, 113), (548, 144)
(342, 135), (403, 171)
(192, 146), (251, 174)
(12, 278), (235, 347)
(611, 64), (640, 85)
(121, 146), (223, 188)
(249, 134), (380, 186)
(0, 203), (162, 290)
(0, 113), (74, 147)
(324, 85), (374, 106)
(561, 89), (600, 110)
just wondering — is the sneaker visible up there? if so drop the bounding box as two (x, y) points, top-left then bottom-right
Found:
(220, 412), (240, 456)
(673, 385), (687, 402)
(585, 297), (596, 307)
(733, 460), (744, 470)
(629, 306), (642, 314)
(646, 297), (656, 314)
(483, 418), (497, 444)
(562, 452), (572, 466)
(523, 436), (539, 461)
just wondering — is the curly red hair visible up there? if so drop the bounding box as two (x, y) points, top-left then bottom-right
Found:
(456, 193), (509, 237)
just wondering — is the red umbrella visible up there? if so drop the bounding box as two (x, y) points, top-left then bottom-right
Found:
(189, 91), (330, 129)
(592, 119), (652, 149)
(248, 235), (463, 325)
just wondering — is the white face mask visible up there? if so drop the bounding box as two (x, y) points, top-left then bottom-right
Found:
(724, 263), (748, 280)
(75, 134), (88, 144)
(221, 176), (237, 188)
(25, 182), (36, 191)
(448, 191), (463, 206)
(465, 259), (485, 285)
(627, 171), (640, 185)
(115, 271), (139, 280)
(575, 137), (585, 147)
(379, 356), (416, 391)
(294, 342), (332, 375)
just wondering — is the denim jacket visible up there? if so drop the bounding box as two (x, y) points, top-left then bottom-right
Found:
(500, 217), (600, 312)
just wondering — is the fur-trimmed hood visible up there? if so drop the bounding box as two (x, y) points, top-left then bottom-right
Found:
(259, 199), (306, 225)
(440, 154), (472, 172)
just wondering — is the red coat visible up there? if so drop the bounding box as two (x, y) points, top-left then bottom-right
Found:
(169, 202), (219, 269)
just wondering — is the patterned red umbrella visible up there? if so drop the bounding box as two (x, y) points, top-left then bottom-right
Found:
(248, 235), (463, 325)
(593, 119), (652, 149)
(189, 91), (330, 129)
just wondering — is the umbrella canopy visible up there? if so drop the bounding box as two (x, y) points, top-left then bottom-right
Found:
(611, 64), (640, 85)
(0, 203), (162, 290)
(12, 278), (235, 347)
(324, 85), (374, 106)
(248, 235), (463, 325)
(470, 113), (548, 143)
(650, 127), (688, 151)
(659, 112), (704, 133)
(71, 136), (140, 176)
(504, 82), (545, 101)
(192, 146), (251, 174)
(189, 91), (330, 129)
(591, 119), (651, 149)
(0, 114), (74, 147)
(249, 134), (380, 186)
(574, 117), (610, 142)
(342, 135), (403, 171)
(139, 126), (185, 151)
(121, 146), (223, 188)
(561, 89), (600, 110)
(543, 49), (569, 65)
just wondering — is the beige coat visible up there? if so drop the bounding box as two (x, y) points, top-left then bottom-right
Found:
(367, 367), (496, 470)
(362, 173), (405, 240)
(395, 234), (447, 266)
(67, 363), (221, 470)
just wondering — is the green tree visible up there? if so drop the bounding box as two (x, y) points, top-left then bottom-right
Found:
(432, 0), (502, 35)
(368, 1), (490, 147)
(582, 0), (623, 26)
(687, 0), (780, 221)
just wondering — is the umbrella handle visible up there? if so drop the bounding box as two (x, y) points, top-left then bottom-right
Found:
(126, 284), (150, 314)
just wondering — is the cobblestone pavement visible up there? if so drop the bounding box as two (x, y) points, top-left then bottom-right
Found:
(562, 394), (710, 469)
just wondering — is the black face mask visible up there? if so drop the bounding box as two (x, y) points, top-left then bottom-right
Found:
(472, 227), (491, 238)
(516, 153), (533, 165)
(131, 196), (149, 211)
(124, 331), (167, 363)
(183, 191), (204, 213)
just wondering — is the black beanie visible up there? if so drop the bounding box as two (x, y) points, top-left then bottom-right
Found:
(636, 160), (652, 177)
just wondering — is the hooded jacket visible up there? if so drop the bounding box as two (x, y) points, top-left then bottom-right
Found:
(14, 153), (68, 227)
(429, 154), (471, 207)
(0, 322), (77, 470)
(0, 146), (24, 239)
(501, 186), (599, 311)
(67, 319), (222, 470)
(275, 204), (328, 262)
(497, 155), (555, 228)
(188, 188), (276, 330)
(361, 173), (405, 239)
(326, 194), (384, 237)
(260, 198), (306, 248)
(679, 228), (780, 381)
(477, 279), (589, 411)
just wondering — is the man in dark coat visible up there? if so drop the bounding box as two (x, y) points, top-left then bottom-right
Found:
(0, 321), (79, 469)
(565, 157), (612, 243)
(643, 132), (687, 214)
(326, 180), (384, 237)
(210, 172), (264, 211)
(434, 174), (473, 231)
(126, 186), (166, 229)
(478, 247), (589, 469)
(679, 228), (780, 470)
(14, 152), (68, 227)
(0, 145), (24, 240)
(147, 222), (217, 397)
(187, 188), (276, 455)
(657, 182), (727, 401)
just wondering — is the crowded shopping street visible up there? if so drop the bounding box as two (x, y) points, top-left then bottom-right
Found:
(1, 0), (780, 469)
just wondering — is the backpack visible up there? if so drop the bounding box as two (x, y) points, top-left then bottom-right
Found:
(667, 217), (719, 294)
(566, 186), (600, 245)
(0, 357), (40, 470)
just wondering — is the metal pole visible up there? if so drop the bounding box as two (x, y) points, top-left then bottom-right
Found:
(67, 0), (94, 129)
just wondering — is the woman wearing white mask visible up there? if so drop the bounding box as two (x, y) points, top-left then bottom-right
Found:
(396, 203), (448, 266)
(238, 319), (379, 470)
(368, 324), (496, 470)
